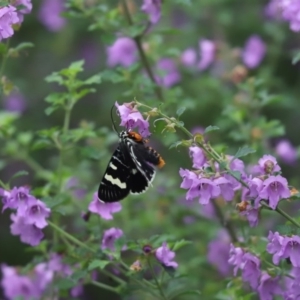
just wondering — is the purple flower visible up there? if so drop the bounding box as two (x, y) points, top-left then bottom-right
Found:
(88, 192), (122, 220)
(66, 177), (86, 199)
(207, 230), (231, 276)
(179, 168), (197, 190)
(0, 5), (19, 41)
(242, 253), (261, 289)
(2, 186), (35, 212)
(189, 146), (207, 169)
(155, 58), (181, 88)
(1, 265), (40, 300)
(48, 253), (72, 275)
(282, 236), (300, 268)
(156, 242), (178, 268)
(198, 39), (215, 71)
(107, 37), (137, 67)
(279, 0), (300, 32)
(10, 213), (44, 246)
(34, 263), (54, 291)
(141, 0), (161, 24)
(187, 177), (220, 204)
(181, 48), (197, 67)
(214, 176), (235, 201)
(284, 267), (300, 299)
(259, 175), (290, 209)
(115, 101), (150, 137)
(267, 231), (287, 264)
(242, 35), (266, 69)
(275, 139), (297, 165)
(256, 154), (281, 175)
(228, 244), (245, 275)
(242, 177), (263, 201)
(3, 92), (27, 113)
(20, 199), (50, 229)
(101, 227), (123, 251)
(258, 272), (282, 300)
(240, 204), (260, 227)
(38, 0), (66, 32)
(14, 0), (32, 23)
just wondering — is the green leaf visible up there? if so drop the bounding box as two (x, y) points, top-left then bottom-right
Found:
(84, 74), (102, 85)
(45, 106), (58, 116)
(0, 111), (19, 127)
(161, 264), (176, 278)
(101, 70), (125, 83)
(230, 170), (241, 181)
(56, 278), (76, 290)
(204, 125), (220, 134)
(174, 0), (191, 5)
(292, 51), (300, 65)
(234, 146), (256, 158)
(45, 73), (64, 84)
(169, 141), (183, 149)
(176, 107), (186, 117)
(172, 239), (192, 251)
(70, 270), (88, 281)
(0, 1), (9, 6)
(125, 24), (147, 38)
(12, 42), (34, 53)
(80, 147), (102, 160)
(9, 170), (29, 181)
(88, 260), (110, 271)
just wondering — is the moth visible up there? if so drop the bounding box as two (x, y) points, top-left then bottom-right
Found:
(98, 130), (165, 203)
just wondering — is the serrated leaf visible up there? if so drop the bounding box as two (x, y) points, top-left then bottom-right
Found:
(176, 107), (186, 117)
(204, 125), (220, 134)
(234, 146), (256, 158)
(88, 260), (110, 271)
(9, 170), (29, 181)
(45, 73), (64, 84)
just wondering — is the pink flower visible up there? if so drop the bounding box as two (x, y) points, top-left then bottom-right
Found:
(0, 6), (19, 41)
(242, 35), (266, 69)
(156, 242), (178, 268)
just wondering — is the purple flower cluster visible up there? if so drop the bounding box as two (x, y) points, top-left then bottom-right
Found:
(101, 227), (124, 251)
(0, 1), (32, 41)
(181, 39), (215, 70)
(89, 192), (122, 219)
(1, 253), (82, 299)
(155, 58), (181, 88)
(180, 150), (291, 226)
(229, 245), (283, 299)
(115, 101), (150, 137)
(266, 0), (300, 32)
(141, 0), (161, 24)
(155, 242), (178, 268)
(1, 187), (50, 246)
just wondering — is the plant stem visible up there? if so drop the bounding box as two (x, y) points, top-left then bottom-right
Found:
(91, 280), (120, 294)
(48, 220), (96, 253)
(63, 107), (72, 134)
(148, 259), (168, 300)
(120, 0), (164, 102)
(0, 40), (10, 78)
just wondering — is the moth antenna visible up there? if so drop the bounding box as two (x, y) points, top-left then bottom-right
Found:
(111, 104), (119, 134)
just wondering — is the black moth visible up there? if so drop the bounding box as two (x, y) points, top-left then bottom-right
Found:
(98, 130), (165, 203)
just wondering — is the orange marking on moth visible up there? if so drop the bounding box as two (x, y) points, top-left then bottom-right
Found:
(157, 156), (165, 168)
(128, 131), (143, 142)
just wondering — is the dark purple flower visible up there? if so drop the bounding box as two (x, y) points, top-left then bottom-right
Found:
(101, 227), (123, 251)
(14, 0), (32, 23)
(21, 199), (50, 229)
(198, 39), (215, 71)
(187, 177), (220, 204)
(275, 139), (297, 165)
(242, 253), (261, 289)
(181, 48), (197, 67)
(115, 102), (150, 137)
(3, 92), (27, 113)
(38, 0), (66, 32)
(189, 146), (207, 169)
(207, 230), (231, 276)
(214, 176), (235, 201)
(155, 58), (181, 88)
(242, 35), (266, 69)
(228, 244), (245, 275)
(1, 264), (41, 300)
(88, 192), (122, 220)
(258, 272), (282, 300)
(10, 213), (44, 246)
(257, 154), (281, 175)
(0, 6), (19, 41)
(107, 37), (137, 67)
(141, 0), (161, 24)
(266, 231), (287, 264)
(259, 175), (290, 209)
(156, 242), (178, 268)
